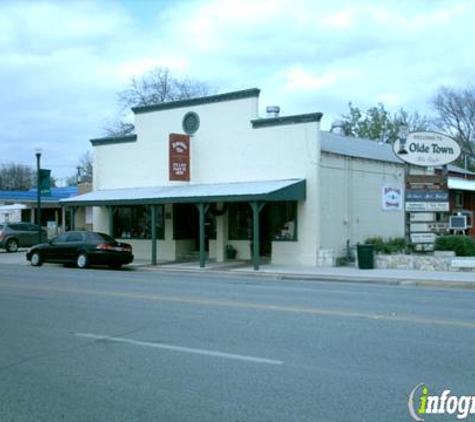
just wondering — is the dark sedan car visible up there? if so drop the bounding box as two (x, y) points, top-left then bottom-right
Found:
(26, 231), (133, 269)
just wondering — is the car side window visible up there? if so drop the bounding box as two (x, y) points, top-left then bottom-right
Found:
(52, 233), (69, 243)
(9, 224), (23, 231)
(67, 232), (83, 242)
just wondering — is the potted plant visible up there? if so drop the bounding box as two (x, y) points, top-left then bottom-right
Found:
(226, 245), (237, 259)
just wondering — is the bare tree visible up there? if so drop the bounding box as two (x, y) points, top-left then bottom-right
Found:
(104, 67), (215, 136)
(0, 162), (35, 190)
(103, 121), (135, 137)
(432, 85), (475, 162)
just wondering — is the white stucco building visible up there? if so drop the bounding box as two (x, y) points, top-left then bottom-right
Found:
(63, 88), (406, 268)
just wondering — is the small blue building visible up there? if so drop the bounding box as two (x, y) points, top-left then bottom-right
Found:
(0, 187), (79, 235)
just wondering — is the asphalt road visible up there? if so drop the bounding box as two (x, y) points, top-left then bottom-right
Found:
(1, 256), (475, 421)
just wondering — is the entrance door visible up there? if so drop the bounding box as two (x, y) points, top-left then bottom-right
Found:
(173, 204), (216, 255)
(173, 203), (199, 247)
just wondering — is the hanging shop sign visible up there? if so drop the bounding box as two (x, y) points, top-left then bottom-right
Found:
(405, 190), (449, 202)
(393, 131), (461, 167)
(406, 203), (449, 212)
(405, 174), (447, 190)
(169, 133), (190, 181)
(405, 190), (450, 212)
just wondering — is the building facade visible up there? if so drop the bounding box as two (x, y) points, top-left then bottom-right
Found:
(63, 88), (409, 267)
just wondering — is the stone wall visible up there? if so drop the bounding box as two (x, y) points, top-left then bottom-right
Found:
(375, 252), (475, 272)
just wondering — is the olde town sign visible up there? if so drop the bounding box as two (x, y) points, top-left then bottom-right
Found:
(393, 131), (461, 167)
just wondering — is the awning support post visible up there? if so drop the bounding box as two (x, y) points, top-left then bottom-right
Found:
(69, 207), (76, 231)
(151, 204), (158, 266)
(250, 201), (265, 271)
(107, 206), (114, 236)
(61, 206), (66, 233)
(196, 203), (210, 268)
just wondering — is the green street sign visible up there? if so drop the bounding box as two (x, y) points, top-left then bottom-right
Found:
(39, 169), (51, 196)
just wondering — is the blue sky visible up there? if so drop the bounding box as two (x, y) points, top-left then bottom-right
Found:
(1, 0), (474, 182)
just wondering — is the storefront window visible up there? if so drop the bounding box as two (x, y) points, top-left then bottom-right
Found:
(269, 202), (297, 241)
(113, 205), (164, 239)
(228, 202), (297, 241)
(228, 203), (252, 240)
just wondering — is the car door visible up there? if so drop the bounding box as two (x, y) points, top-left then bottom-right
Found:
(44, 232), (69, 262)
(9, 224), (29, 246)
(61, 231), (85, 262)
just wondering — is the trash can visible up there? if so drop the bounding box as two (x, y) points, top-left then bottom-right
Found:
(357, 244), (375, 269)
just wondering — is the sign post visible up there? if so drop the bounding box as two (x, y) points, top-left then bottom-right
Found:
(393, 131), (461, 252)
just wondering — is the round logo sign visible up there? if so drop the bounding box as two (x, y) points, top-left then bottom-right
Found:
(393, 131), (461, 167)
(182, 111), (200, 135)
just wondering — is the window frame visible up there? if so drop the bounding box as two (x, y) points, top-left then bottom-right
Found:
(113, 205), (165, 240)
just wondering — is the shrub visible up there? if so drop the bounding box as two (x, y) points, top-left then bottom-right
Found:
(364, 237), (406, 254)
(336, 256), (352, 267)
(434, 235), (475, 257)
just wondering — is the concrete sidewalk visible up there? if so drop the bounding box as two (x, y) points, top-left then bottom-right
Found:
(3, 251), (473, 289)
(133, 259), (475, 289)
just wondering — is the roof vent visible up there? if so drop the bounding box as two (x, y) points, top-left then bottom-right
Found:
(330, 120), (345, 136)
(266, 105), (280, 118)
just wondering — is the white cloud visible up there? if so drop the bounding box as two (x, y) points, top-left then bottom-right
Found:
(1, 0), (475, 178)
(282, 67), (341, 91)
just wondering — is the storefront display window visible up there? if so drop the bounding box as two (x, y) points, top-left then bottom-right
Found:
(228, 203), (252, 240)
(269, 201), (297, 241)
(228, 201), (297, 241)
(113, 205), (164, 239)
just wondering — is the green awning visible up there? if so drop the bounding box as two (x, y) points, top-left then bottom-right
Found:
(60, 179), (306, 206)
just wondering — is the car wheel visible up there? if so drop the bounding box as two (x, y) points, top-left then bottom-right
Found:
(30, 251), (43, 267)
(5, 239), (19, 253)
(76, 253), (89, 269)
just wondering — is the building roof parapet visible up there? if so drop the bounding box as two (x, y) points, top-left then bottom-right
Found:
(132, 88), (261, 115)
(90, 134), (138, 147)
(252, 112), (323, 129)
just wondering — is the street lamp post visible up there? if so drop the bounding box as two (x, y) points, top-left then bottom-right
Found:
(35, 148), (42, 244)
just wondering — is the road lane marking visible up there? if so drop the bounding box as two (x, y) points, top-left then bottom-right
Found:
(2, 281), (475, 329)
(74, 333), (284, 365)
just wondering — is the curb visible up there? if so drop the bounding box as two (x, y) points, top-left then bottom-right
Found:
(131, 265), (475, 290)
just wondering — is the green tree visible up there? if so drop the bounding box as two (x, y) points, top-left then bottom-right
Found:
(340, 102), (431, 143)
